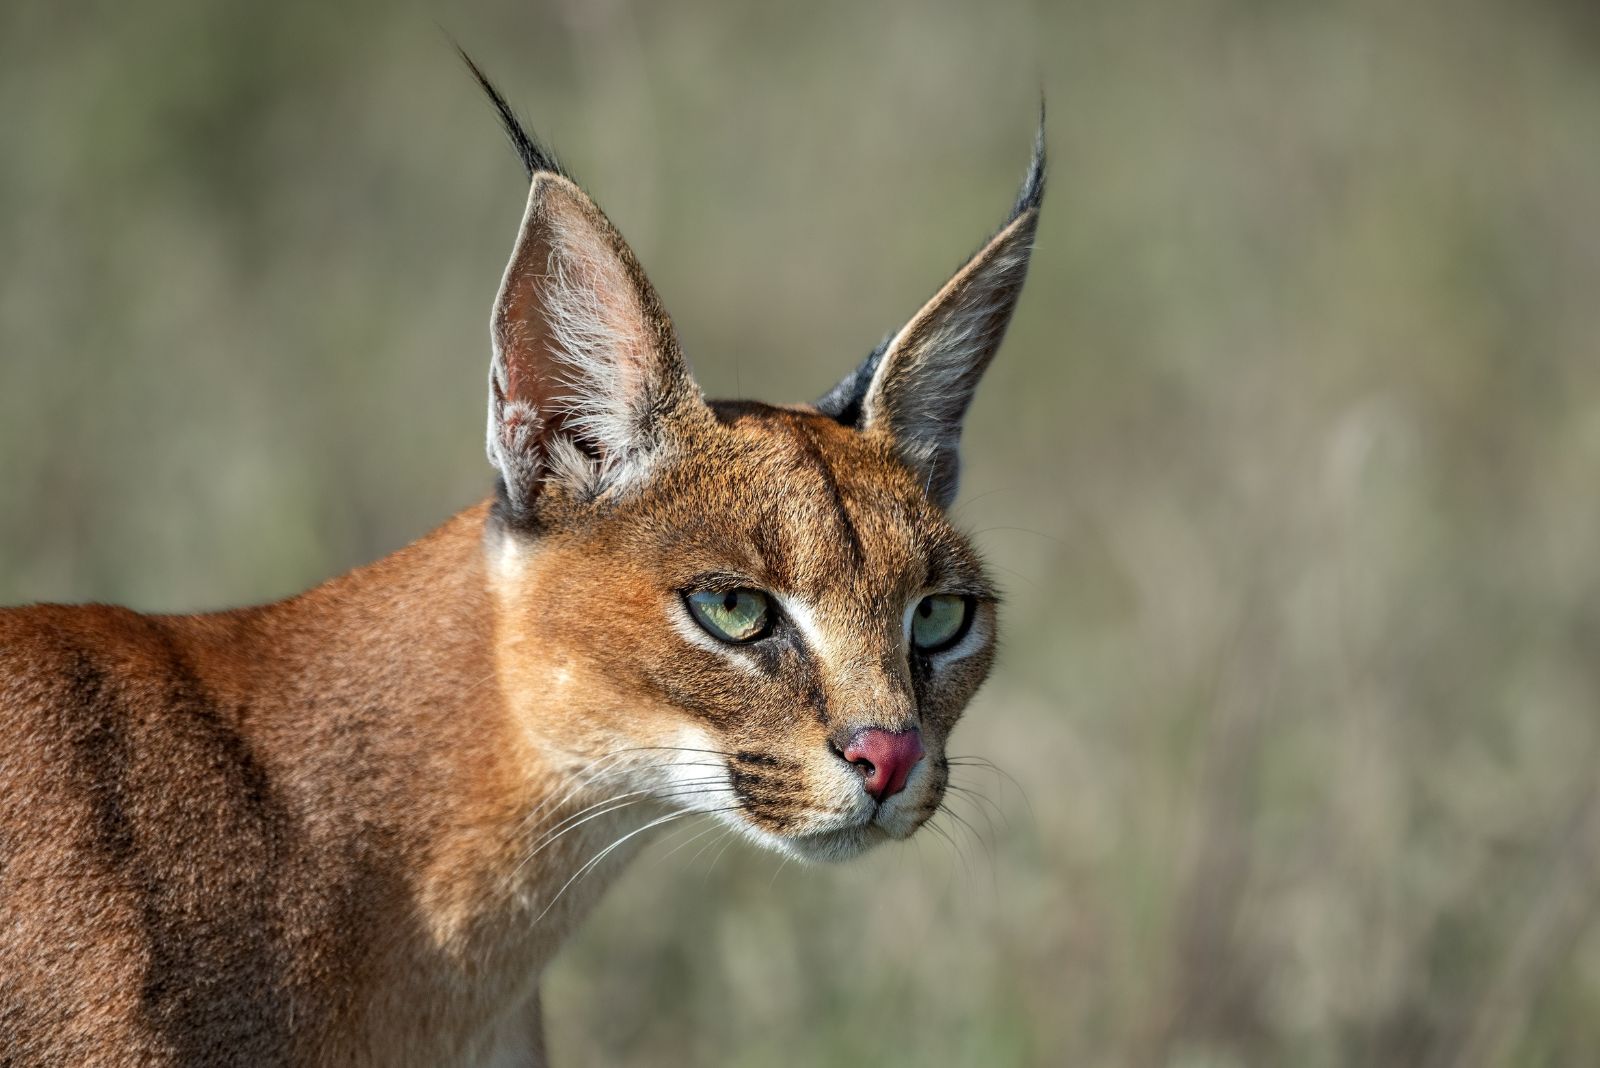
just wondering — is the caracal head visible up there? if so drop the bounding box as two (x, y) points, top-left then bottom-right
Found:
(471, 66), (1043, 862)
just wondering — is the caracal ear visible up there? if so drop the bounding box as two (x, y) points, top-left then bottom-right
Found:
(816, 110), (1045, 508)
(468, 57), (702, 516)
(488, 173), (701, 513)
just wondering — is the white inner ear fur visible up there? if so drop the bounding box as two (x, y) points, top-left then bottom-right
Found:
(538, 235), (647, 450)
(535, 211), (660, 495)
(490, 177), (675, 502)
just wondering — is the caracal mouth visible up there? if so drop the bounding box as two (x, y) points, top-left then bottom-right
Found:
(778, 821), (888, 863)
(766, 799), (937, 862)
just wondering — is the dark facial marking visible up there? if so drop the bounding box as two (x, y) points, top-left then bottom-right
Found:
(805, 678), (831, 728)
(727, 766), (806, 832)
(790, 418), (865, 568)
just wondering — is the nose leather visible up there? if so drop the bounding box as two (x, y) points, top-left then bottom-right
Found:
(841, 728), (924, 802)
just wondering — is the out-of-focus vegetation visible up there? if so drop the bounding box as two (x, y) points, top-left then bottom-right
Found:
(4, 1), (1599, 1064)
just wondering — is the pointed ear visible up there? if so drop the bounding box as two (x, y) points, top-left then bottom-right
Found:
(817, 116), (1045, 507)
(487, 172), (702, 514)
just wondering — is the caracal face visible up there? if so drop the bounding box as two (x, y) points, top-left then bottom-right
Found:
(495, 400), (997, 862)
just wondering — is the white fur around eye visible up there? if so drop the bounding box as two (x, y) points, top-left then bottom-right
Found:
(776, 597), (839, 667)
(668, 601), (765, 675)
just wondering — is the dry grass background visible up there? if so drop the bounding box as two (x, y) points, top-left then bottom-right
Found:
(4, 1), (1600, 1064)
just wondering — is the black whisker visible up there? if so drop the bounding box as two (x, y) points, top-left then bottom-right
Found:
(946, 755), (1035, 824)
(944, 782), (1010, 836)
(938, 799), (996, 880)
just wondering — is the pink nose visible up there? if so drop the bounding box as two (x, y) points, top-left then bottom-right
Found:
(841, 728), (924, 802)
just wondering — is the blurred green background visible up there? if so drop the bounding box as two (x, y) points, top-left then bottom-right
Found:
(4, 1), (1600, 1064)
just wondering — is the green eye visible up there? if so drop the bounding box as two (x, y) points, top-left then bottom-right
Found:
(685, 589), (773, 644)
(912, 594), (972, 652)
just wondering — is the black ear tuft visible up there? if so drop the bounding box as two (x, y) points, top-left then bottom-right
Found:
(1011, 97), (1047, 221)
(813, 340), (887, 427)
(457, 48), (569, 182)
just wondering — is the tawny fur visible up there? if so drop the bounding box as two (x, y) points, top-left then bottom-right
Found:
(0, 71), (1042, 1066)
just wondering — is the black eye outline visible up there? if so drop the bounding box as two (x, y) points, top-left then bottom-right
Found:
(682, 588), (776, 645)
(911, 594), (975, 654)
